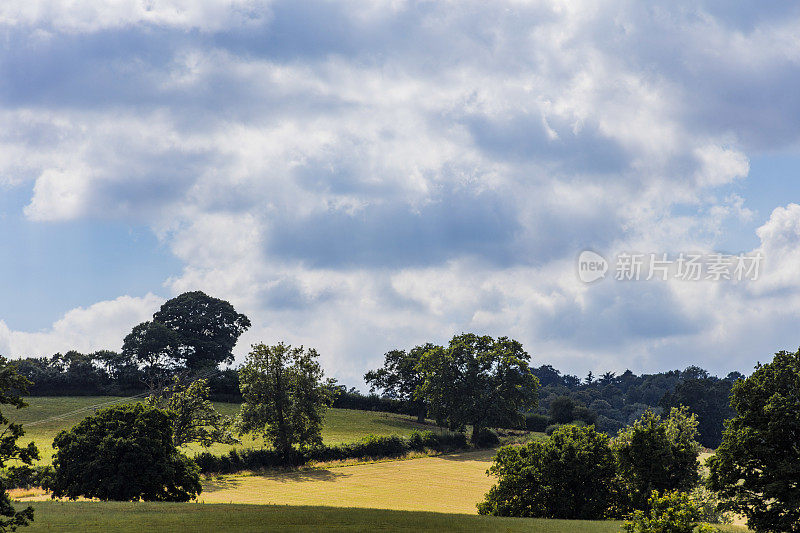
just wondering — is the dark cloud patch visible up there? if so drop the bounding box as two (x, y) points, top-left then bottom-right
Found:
(464, 113), (631, 174)
(535, 281), (705, 348)
(267, 187), (520, 268)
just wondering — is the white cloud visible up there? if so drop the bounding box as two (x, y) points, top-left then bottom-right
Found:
(0, 294), (162, 357)
(3, 1), (800, 382)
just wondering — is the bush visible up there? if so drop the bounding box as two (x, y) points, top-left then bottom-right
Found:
(478, 425), (617, 519)
(524, 413), (551, 432)
(612, 407), (701, 513)
(545, 423), (561, 436)
(409, 430), (441, 450)
(622, 490), (714, 533)
(473, 428), (500, 448)
(48, 403), (202, 501)
(0, 465), (54, 490)
(194, 431), (471, 475)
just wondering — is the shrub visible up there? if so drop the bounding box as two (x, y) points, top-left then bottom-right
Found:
(409, 430), (442, 450)
(478, 425), (617, 519)
(622, 490), (714, 533)
(48, 403), (201, 501)
(473, 428), (500, 448)
(524, 413), (551, 432)
(612, 407), (700, 512)
(545, 423), (561, 436)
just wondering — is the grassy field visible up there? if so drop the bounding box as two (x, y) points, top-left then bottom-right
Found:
(199, 448), (496, 513)
(14, 501), (624, 533)
(8, 396), (437, 463)
(13, 502), (751, 533)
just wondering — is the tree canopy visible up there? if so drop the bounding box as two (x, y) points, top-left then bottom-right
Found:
(237, 343), (335, 458)
(153, 291), (251, 370)
(612, 407), (701, 513)
(416, 334), (539, 441)
(709, 349), (800, 533)
(364, 344), (434, 422)
(147, 377), (238, 448)
(0, 357), (39, 532)
(49, 403), (201, 502)
(478, 424), (617, 519)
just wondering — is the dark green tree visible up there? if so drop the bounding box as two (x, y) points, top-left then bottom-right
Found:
(238, 343), (334, 459)
(708, 349), (800, 533)
(416, 334), (539, 442)
(0, 358), (38, 532)
(148, 377), (238, 448)
(153, 291), (251, 371)
(549, 396), (576, 424)
(612, 407), (701, 512)
(478, 425), (616, 518)
(49, 403), (201, 502)
(121, 321), (182, 391)
(659, 378), (735, 448)
(364, 344), (434, 423)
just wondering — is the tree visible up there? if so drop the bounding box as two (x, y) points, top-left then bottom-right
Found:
(612, 407), (701, 512)
(708, 349), (800, 533)
(478, 425), (617, 518)
(121, 321), (182, 390)
(147, 377), (238, 447)
(659, 378), (735, 448)
(153, 291), (251, 371)
(364, 344), (434, 423)
(623, 490), (714, 533)
(49, 403), (201, 502)
(549, 396), (576, 424)
(415, 334), (539, 442)
(0, 358), (39, 532)
(238, 343), (334, 458)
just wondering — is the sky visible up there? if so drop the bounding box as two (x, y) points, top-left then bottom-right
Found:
(2, 1), (800, 386)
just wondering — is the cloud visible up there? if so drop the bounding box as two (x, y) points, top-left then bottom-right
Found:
(0, 294), (162, 357)
(2, 1), (800, 383)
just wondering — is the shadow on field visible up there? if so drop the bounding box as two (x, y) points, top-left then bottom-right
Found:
(436, 449), (497, 462)
(202, 468), (350, 492)
(256, 468), (351, 483)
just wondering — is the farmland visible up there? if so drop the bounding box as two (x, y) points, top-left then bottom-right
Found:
(7, 396), (751, 532)
(9, 397), (439, 464)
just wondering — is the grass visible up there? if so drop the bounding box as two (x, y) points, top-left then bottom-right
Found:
(13, 502), (751, 533)
(199, 448), (497, 513)
(17, 501), (625, 532)
(7, 396), (444, 464)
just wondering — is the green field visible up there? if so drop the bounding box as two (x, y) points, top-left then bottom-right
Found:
(9, 396), (438, 463)
(12, 502), (751, 533)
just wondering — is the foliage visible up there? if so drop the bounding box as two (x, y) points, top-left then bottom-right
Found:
(121, 321), (182, 390)
(550, 396), (576, 424)
(238, 343), (335, 458)
(622, 490), (715, 533)
(364, 344), (434, 422)
(192, 431), (469, 474)
(48, 403), (201, 501)
(612, 407), (701, 513)
(153, 291), (251, 371)
(0, 357), (38, 532)
(708, 349), (800, 533)
(524, 413), (551, 432)
(688, 484), (731, 525)
(416, 334), (539, 442)
(472, 428), (500, 448)
(478, 425), (617, 519)
(147, 377), (238, 447)
(660, 378), (735, 448)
